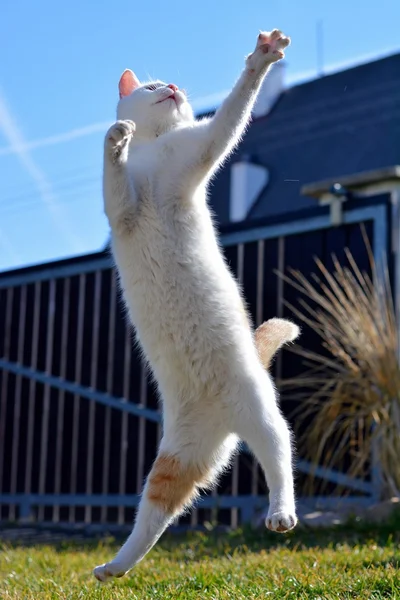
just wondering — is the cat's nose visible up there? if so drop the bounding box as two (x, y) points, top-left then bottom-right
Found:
(167, 83), (179, 92)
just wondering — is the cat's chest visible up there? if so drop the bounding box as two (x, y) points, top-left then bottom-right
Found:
(128, 142), (196, 201)
(117, 202), (220, 303)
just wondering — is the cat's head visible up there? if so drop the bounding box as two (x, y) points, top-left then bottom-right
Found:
(116, 69), (194, 138)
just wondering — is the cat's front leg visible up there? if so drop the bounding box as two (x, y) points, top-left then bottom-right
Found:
(103, 120), (138, 233)
(182, 29), (290, 184)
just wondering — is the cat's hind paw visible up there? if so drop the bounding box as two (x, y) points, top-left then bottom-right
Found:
(93, 561), (126, 582)
(266, 509), (297, 533)
(265, 510), (297, 533)
(105, 120), (136, 163)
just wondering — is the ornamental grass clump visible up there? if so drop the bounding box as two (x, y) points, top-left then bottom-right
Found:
(280, 236), (400, 499)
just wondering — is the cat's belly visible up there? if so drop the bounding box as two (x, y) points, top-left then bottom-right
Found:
(114, 237), (256, 397)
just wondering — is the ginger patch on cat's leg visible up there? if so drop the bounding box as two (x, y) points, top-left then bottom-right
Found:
(147, 453), (206, 515)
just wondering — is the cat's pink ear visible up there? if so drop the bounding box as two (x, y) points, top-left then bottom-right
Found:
(118, 69), (140, 98)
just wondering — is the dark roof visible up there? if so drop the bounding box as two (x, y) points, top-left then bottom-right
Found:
(207, 52), (400, 224)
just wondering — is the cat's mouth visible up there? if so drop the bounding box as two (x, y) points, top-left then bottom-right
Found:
(156, 93), (177, 105)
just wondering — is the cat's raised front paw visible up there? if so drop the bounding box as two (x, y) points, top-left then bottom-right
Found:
(247, 29), (290, 72)
(105, 120), (136, 163)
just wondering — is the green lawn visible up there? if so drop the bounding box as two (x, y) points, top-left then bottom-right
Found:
(1, 518), (400, 599)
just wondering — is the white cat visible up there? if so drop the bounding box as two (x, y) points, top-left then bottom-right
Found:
(94, 29), (297, 583)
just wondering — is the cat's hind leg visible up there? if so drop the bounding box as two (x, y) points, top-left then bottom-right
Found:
(93, 452), (202, 581)
(230, 369), (297, 532)
(93, 432), (236, 582)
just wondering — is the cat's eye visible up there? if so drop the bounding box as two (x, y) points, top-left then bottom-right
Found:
(144, 83), (162, 91)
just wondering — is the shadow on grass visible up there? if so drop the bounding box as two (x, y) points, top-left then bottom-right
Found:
(1, 509), (400, 560)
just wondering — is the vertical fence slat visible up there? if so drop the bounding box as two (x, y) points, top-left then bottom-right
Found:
(101, 269), (116, 522)
(231, 243), (245, 527)
(85, 270), (102, 523)
(38, 279), (56, 520)
(0, 288), (14, 499)
(69, 274), (86, 522)
(251, 239), (266, 496)
(118, 324), (131, 524)
(275, 237), (285, 381)
(9, 285), (28, 520)
(24, 282), (41, 497)
(53, 277), (70, 522)
(256, 239), (265, 327)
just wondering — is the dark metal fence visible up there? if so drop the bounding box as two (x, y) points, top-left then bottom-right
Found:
(0, 195), (391, 525)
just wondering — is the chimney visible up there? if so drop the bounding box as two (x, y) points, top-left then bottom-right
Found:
(229, 155), (269, 222)
(252, 61), (285, 118)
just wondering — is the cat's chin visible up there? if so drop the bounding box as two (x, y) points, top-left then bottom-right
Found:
(165, 91), (189, 114)
(159, 94), (187, 113)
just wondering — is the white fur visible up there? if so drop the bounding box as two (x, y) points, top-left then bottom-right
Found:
(94, 30), (295, 582)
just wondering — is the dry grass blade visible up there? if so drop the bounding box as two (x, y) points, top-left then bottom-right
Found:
(279, 234), (400, 499)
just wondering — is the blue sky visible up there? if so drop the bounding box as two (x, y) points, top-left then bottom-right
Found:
(0, 0), (399, 272)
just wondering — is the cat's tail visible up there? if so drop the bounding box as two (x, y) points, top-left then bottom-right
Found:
(254, 318), (300, 370)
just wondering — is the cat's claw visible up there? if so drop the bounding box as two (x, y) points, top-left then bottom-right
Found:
(106, 120), (136, 163)
(266, 509), (297, 533)
(247, 29), (290, 71)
